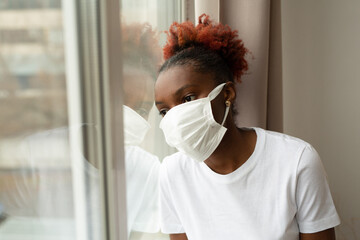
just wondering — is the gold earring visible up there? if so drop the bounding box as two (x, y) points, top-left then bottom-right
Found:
(225, 100), (231, 107)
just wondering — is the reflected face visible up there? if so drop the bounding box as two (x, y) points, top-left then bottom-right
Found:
(123, 70), (154, 119)
(155, 65), (226, 123)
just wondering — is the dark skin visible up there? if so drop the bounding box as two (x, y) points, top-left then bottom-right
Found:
(155, 65), (336, 240)
(155, 65), (255, 175)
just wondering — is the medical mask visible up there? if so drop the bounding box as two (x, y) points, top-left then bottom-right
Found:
(123, 105), (151, 146)
(159, 83), (230, 162)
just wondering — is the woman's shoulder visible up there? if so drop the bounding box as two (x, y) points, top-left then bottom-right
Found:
(253, 127), (319, 166)
(254, 128), (323, 178)
(161, 151), (197, 174)
(255, 127), (312, 150)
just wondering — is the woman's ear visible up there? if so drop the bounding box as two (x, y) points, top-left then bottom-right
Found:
(224, 81), (236, 104)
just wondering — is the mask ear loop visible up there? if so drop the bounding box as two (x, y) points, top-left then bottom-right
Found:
(221, 100), (231, 126)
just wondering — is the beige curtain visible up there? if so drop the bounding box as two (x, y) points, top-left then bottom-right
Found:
(195, 0), (283, 131)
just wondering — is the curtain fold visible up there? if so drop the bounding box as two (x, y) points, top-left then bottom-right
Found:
(220, 0), (271, 129)
(195, 0), (283, 131)
(266, 0), (283, 132)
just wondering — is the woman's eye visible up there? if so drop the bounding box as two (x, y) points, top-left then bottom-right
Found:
(184, 95), (195, 103)
(159, 109), (168, 117)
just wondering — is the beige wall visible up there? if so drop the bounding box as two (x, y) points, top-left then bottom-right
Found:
(281, 1), (360, 238)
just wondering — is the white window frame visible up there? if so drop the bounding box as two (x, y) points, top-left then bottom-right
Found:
(63, 0), (126, 239)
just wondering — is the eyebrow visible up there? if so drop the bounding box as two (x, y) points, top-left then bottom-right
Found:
(155, 84), (198, 106)
(174, 84), (198, 97)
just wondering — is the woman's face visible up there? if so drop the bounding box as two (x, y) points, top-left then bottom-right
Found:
(155, 65), (228, 124)
(123, 69), (154, 119)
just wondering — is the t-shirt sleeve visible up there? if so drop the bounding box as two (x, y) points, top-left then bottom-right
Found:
(159, 160), (185, 234)
(295, 145), (341, 233)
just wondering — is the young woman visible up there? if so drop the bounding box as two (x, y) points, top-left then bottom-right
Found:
(155, 14), (340, 240)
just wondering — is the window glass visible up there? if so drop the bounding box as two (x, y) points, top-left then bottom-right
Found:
(120, 0), (182, 239)
(0, 0), (61, 10)
(0, 0), (184, 239)
(0, 1), (97, 239)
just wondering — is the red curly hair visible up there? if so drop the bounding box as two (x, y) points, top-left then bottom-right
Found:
(163, 14), (248, 83)
(122, 23), (162, 78)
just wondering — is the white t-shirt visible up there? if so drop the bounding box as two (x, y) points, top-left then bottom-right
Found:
(159, 128), (340, 240)
(125, 145), (160, 235)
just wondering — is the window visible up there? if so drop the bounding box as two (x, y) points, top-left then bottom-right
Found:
(121, 1), (185, 239)
(0, 0), (61, 10)
(0, 0), (186, 239)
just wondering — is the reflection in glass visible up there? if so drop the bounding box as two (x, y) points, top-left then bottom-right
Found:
(0, 0), (183, 239)
(120, 0), (182, 238)
(121, 23), (162, 238)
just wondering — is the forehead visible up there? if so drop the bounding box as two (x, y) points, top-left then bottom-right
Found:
(155, 65), (215, 100)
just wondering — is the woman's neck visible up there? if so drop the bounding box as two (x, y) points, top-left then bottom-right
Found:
(204, 124), (257, 175)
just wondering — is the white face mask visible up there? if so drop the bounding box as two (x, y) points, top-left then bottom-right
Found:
(123, 105), (151, 146)
(159, 83), (230, 162)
